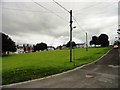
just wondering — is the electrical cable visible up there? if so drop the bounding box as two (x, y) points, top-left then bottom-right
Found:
(52, 0), (70, 13)
(32, 0), (68, 23)
(1, 7), (66, 13)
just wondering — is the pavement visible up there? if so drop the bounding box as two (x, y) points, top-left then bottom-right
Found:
(2, 48), (120, 89)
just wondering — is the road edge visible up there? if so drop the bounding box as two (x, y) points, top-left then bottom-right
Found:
(2, 48), (112, 88)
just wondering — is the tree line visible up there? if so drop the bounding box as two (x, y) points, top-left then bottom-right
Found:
(1, 32), (48, 55)
(1, 32), (110, 56)
(2, 33), (16, 55)
(90, 34), (109, 47)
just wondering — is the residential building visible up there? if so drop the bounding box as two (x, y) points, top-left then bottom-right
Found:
(76, 43), (85, 48)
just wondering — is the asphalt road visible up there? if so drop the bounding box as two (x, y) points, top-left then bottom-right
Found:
(2, 48), (120, 89)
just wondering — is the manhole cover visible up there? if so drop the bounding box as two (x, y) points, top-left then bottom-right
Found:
(85, 74), (94, 78)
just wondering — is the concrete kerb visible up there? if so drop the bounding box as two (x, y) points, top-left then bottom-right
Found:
(2, 48), (112, 87)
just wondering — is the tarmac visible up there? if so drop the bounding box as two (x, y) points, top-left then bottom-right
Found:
(2, 48), (120, 89)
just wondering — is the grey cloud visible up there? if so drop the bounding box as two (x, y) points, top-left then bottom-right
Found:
(2, 2), (69, 38)
(2, 1), (118, 45)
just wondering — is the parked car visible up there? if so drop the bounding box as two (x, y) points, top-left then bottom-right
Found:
(113, 45), (119, 49)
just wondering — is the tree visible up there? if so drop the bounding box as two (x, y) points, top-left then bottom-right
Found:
(89, 40), (93, 46)
(98, 34), (109, 47)
(89, 34), (109, 47)
(66, 41), (76, 48)
(35, 42), (47, 51)
(90, 36), (99, 47)
(1, 32), (16, 55)
(23, 44), (26, 52)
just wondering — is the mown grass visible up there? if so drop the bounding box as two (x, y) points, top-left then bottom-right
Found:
(2, 47), (111, 85)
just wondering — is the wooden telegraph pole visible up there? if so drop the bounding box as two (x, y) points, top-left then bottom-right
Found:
(70, 10), (73, 62)
(86, 32), (88, 51)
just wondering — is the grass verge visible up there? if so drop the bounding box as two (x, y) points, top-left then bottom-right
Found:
(2, 47), (111, 85)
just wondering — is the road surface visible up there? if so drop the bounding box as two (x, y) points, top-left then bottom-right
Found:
(2, 48), (120, 89)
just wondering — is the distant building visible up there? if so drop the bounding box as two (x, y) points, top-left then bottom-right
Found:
(15, 44), (34, 54)
(62, 44), (67, 49)
(17, 45), (24, 53)
(56, 45), (62, 50)
(47, 46), (55, 50)
(76, 43), (85, 48)
(15, 45), (24, 54)
(56, 43), (85, 50)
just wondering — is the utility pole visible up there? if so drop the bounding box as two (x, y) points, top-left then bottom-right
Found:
(86, 32), (88, 51)
(70, 10), (73, 62)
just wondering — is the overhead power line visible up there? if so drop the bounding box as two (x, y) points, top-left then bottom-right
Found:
(72, 16), (85, 31)
(1, 7), (66, 13)
(52, 0), (70, 13)
(52, 0), (85, 32)
(52, 0), (86, 62)
(74, 2), (104, 13)
(32, 0), (68, 23)
(74, 2), (117, 15)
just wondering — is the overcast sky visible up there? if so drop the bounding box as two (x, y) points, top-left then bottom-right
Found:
(1, 0), (119, 47)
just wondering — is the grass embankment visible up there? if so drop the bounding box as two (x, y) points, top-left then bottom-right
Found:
(2, 47), (111, 85)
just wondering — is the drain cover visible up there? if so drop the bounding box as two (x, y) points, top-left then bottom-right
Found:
(85, 74), (94, 78)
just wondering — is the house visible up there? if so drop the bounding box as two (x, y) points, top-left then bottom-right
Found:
(62, 44), (67, 49)
(47, 46), (55, 50)
(76, 43), (85, 48)
(16, 44), (34, 54)
(15, 45), (24, 54)
(18, 46), (24, 53)
(56, 45), (62, 50)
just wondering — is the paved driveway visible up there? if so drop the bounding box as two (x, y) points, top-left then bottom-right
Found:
(3, 48), (120, 89)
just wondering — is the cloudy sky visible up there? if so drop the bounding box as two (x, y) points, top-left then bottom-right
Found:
(1, 0), (119, 47)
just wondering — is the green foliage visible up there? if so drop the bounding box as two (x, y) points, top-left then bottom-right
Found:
(35, 42), (47, 51)
(1, 33), (16, 54)
(2, 47), (110, 85)
(98, 34), (109, 47)
(66, 41), (76, 48)
(90, 34), (109, 47)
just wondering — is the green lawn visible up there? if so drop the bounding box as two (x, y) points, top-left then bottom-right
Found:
(2, 47), (110, 85)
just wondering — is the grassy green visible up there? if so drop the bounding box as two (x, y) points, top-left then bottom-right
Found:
(2, 47), (110, 85)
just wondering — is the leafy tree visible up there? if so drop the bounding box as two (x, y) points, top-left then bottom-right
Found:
(90, 34), (109, 47)
(90, 36), (99, 47)
(98, 34), (109, 47)
(89, 40), (93, 46)
(35, 42), (47, 51)
(66, 41), (76, 48)
(23, 44), (26, 52)
(1, 32), (16, 55)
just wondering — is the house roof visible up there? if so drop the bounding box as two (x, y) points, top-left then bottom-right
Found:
(76, 43), (85, 45)
(47, 46), (54, 48)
